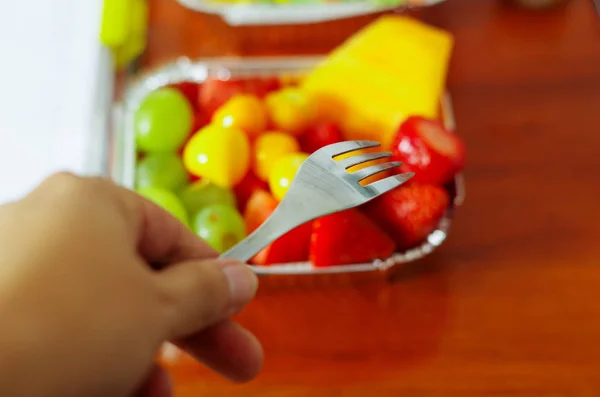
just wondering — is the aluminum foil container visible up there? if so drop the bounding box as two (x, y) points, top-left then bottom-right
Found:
(111, 56), (465, 275)
(176, 0), (448, 26)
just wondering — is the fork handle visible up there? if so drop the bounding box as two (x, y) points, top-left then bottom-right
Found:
(220, 205), (296, 263)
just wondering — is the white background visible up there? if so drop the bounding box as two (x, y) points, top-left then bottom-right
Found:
(0, 0), (104, 204)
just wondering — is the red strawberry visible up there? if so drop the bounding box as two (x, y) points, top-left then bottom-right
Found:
(364, 184), (450, 249)
(234, 171), (268, 212)
(244, 190), (311, 265)
(252, 223), (313, 265)
(243, 77), (281, 98)
(168, 82), (200, 110)
(199, 77), (281, 116)
(391, 116), (466, 185)
(300, 122), (344, 153)
(191, 110), (210, 134)
(309, 209), (396, 267)
(199, 78), (245, 116)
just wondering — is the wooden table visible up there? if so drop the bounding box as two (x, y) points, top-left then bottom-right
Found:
(144, 0), (600, 395)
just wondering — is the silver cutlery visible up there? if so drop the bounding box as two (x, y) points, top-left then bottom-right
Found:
(221, 140), (414, 263)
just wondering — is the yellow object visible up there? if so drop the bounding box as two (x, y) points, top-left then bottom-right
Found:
(100, 0), (130, 48)
(268, 153), (309, 201)
(265, 88), (317, 136)
(301, 16), (453, 149)
(100, 0), (148, 70)
(212, 94), (268, 139)
(183, 125), (251, 188)
(253, 132), (300, 181)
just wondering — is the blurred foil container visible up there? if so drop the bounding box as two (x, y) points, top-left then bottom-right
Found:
(111, 56), (465, 276)
(176, 0), (448, 26)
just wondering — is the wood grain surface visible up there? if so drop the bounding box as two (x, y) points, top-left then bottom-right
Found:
(143, 0), (600, 395)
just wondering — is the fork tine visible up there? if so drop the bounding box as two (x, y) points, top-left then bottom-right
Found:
(351, 161), (403, 182)
(337, 152), (392, 169)
(322, 140), (381, 158)
(365, 172), (415, 195)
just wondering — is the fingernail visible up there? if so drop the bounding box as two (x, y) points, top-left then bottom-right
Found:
(221, 261), (258, 314)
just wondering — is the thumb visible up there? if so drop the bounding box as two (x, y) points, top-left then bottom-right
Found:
(157, 259), (258, 339)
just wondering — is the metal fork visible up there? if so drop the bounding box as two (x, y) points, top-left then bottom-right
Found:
(220, 140), (414, 263)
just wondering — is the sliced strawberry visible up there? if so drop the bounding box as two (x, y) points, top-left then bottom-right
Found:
(364, 184), (450, 250)
(168, 82), (201, 110)
(309, 209), (396, 267)
(243, 77), (281, 98)
(391, 116), (466, 185)
(300, 122), (344, 153)
(199, 77), (281, 116)
(199, 78), (245, 116)
(244, 190), (311, 265)
(234, 171), (269, 213)
(252, 222), (313, 265)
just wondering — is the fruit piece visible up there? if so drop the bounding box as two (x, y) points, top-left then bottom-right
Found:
(191, 110), (211, 133)
(109, 0), (148, 70)
(278, 73), (303, 87)
(137, 187), (189, 227)
(268, 152), (309, 201)
(264, 88), (317, 136)
(183, 125), (250, 188)
(301, 16), (453, 149)
(253, 133), (300, 181)
(364, 184), (450, 249)
(200, 78), (282, 116)
(180, 180), (236, 215)
(244, 190), (312, 265)
(193, 204), (246, 253)
(178, 110), (211, 158)
(100, 0), (130, 48)
(391, 116), (465, 185)
(253, 222), (313, 265)
(309, 209), (395, 267)
(243, 189), (278, 234)
(199, 78), (245, 116)
(243, 77), (282, 98)
(135, 87), (193, 153)
(300, 122), (343, 153)
(169, 82), (200, 109)
(233, 171), (269, 212)
(135, 152), (188, 191)
(212, 94), (268, 139)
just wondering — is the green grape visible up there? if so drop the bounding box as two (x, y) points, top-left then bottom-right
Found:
(135, 87), (193, 153)
(180, 180), (236, 215)
(193, 204), (246, 253)
(137, 187), (189, 227)
(135, 153), (188, 191)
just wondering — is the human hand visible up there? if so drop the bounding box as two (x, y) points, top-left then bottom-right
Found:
(0, 173), (261, 397)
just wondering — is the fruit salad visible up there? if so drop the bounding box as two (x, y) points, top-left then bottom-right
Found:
(126, 16), (465, 269)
